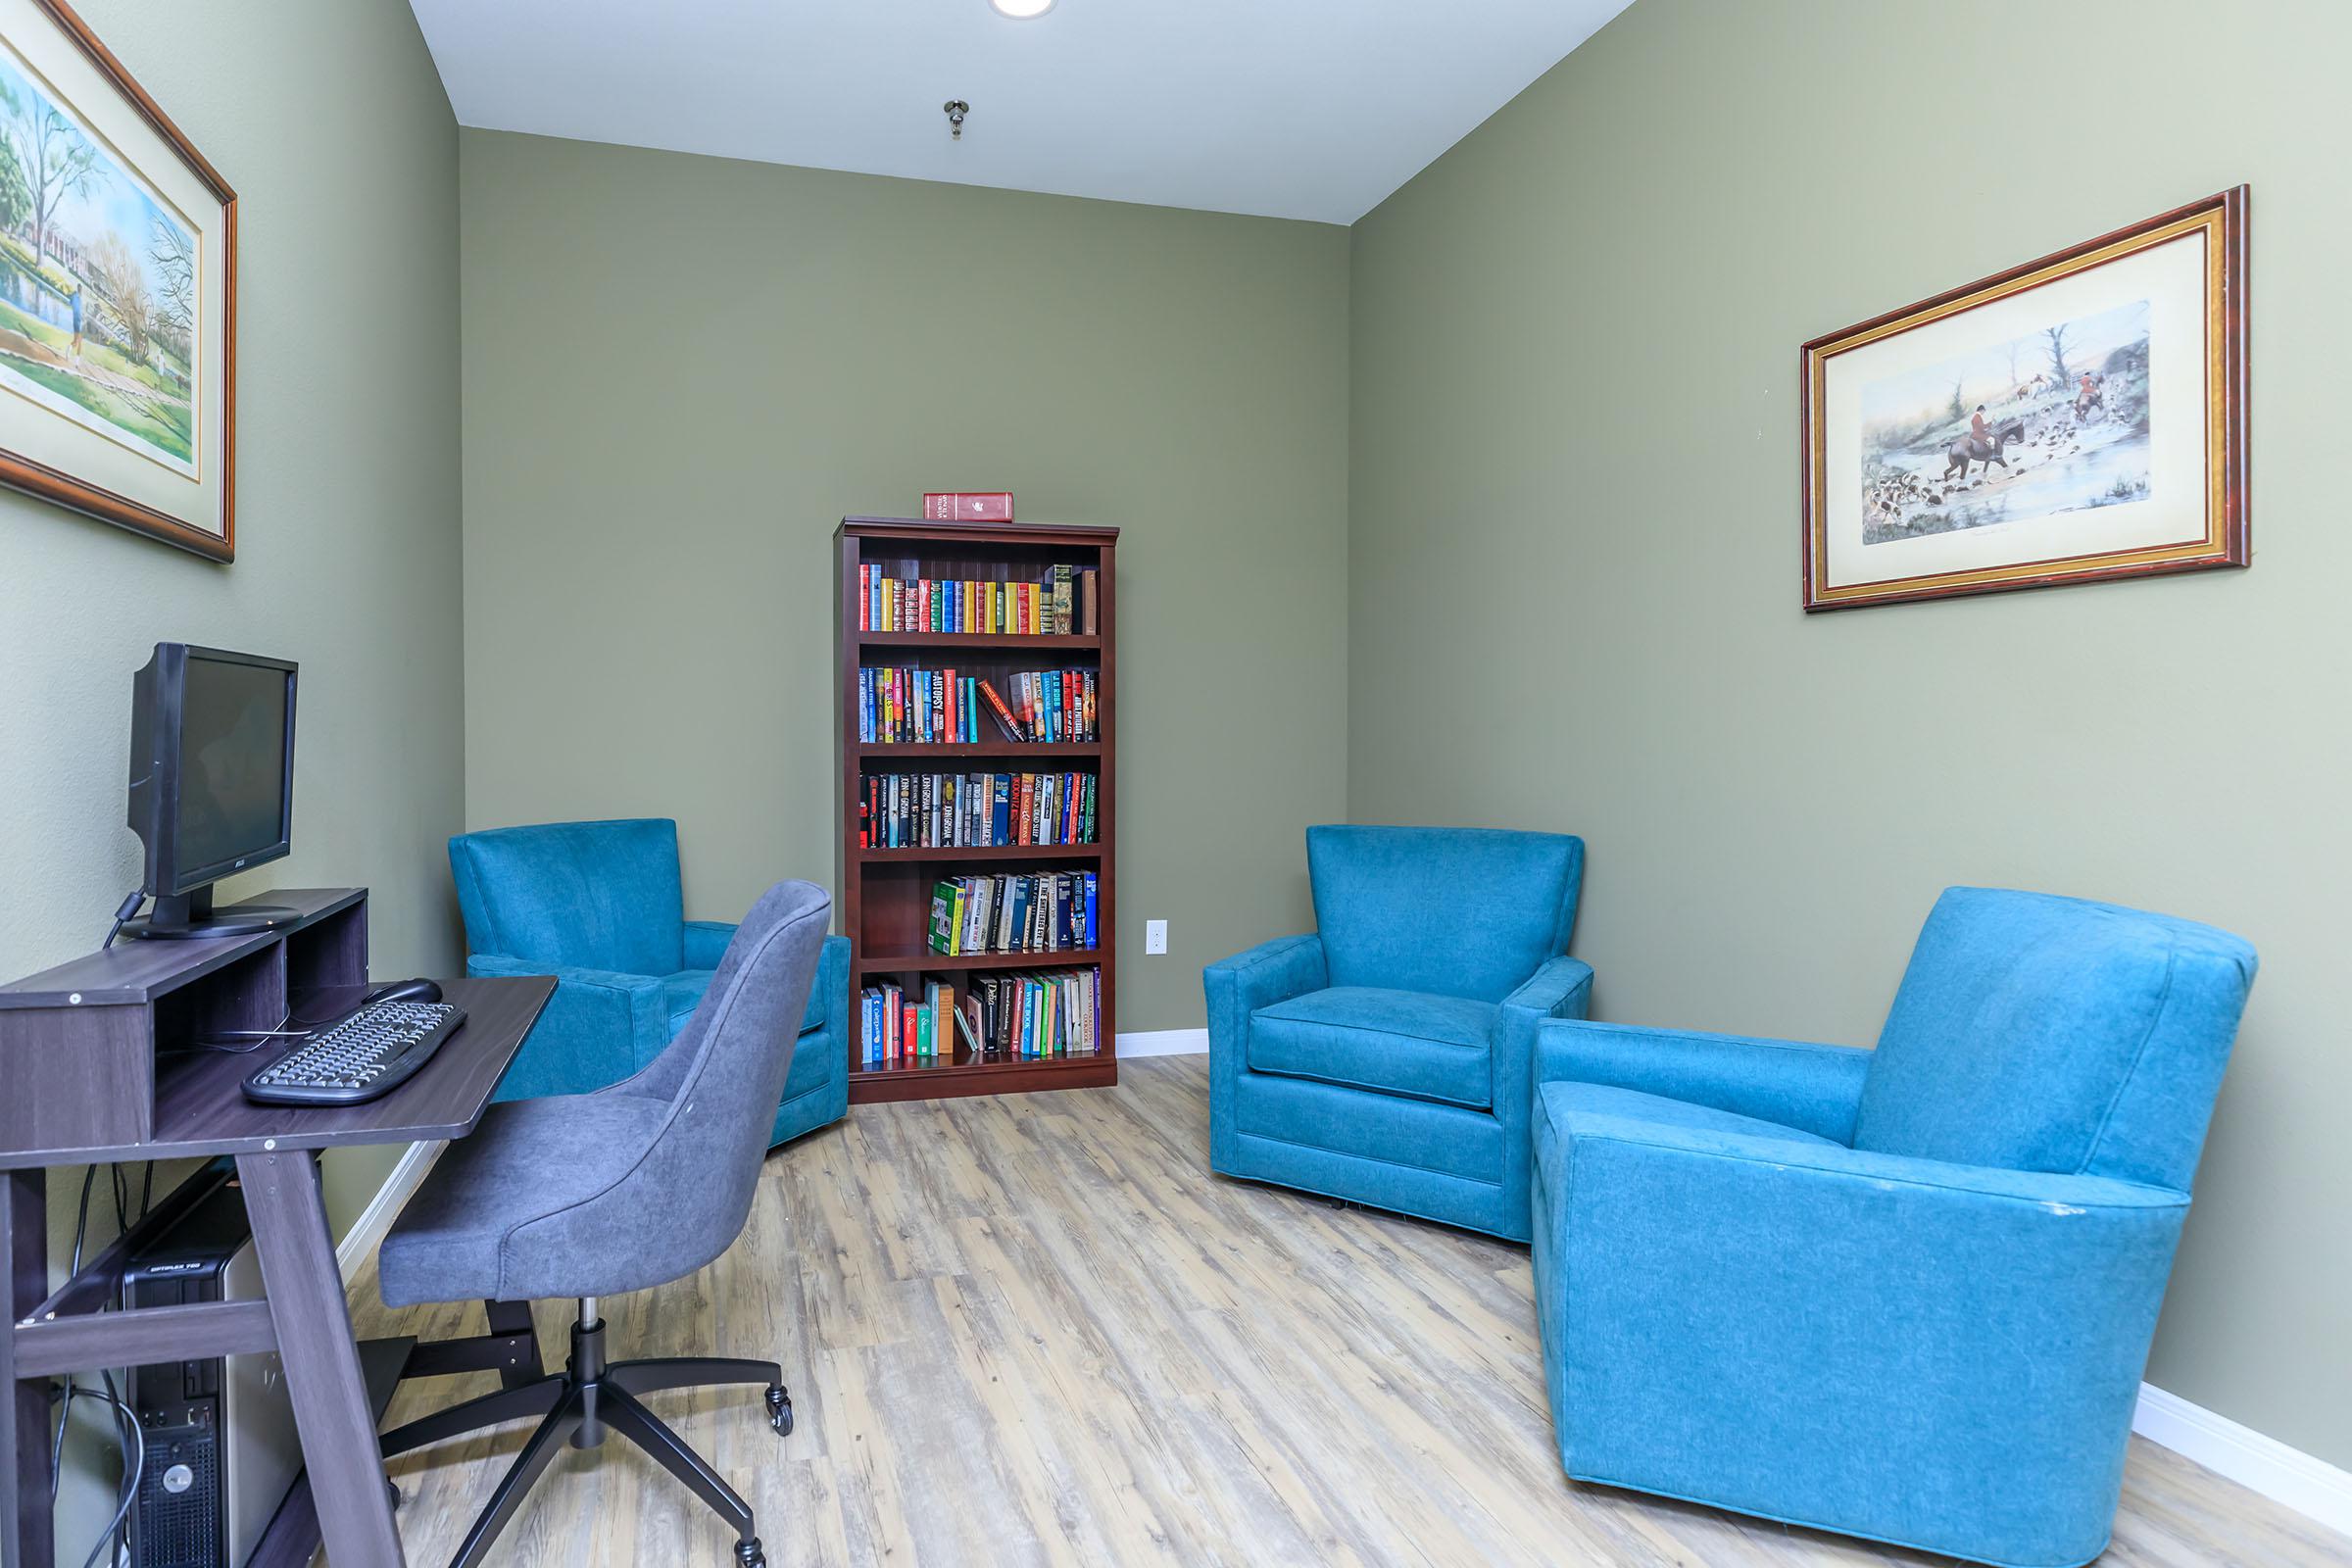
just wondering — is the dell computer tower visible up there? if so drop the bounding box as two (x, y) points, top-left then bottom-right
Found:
(120, 1166), (302, 1568)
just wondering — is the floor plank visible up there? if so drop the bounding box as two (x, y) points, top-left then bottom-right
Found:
(338, 1056), (2349, 1567)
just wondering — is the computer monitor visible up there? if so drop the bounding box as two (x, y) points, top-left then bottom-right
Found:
(125, 643), (299, 939)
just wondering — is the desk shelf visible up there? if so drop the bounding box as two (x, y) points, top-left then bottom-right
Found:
(1, 887), (554, 1568)
(0, 889), (367, 1167)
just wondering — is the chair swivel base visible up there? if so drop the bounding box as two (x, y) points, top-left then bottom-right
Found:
(381, 1301), (793, 1568)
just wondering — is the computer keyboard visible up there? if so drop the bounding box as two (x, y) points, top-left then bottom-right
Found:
(242, 1000), (466, 1106)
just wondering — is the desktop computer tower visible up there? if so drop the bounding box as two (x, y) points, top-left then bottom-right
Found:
(120, 1166), (303, 1568)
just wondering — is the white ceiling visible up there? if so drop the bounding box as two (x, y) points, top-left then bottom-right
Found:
(408, 0), (1633, 225)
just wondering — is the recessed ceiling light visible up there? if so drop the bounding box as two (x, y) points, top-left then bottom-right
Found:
(989, 0), (1055, 18)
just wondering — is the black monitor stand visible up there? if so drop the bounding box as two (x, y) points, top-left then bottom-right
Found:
(123, 883), (300, 940)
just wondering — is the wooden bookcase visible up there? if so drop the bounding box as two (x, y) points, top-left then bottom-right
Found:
(834, 516), (1119, 1102)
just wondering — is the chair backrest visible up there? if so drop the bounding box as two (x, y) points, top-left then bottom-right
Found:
(570, 880), (831, 1286)
(448, 818), (687, 976)
(1305, 824), (1584, 1003)
(1851, 887), (2257, 1190)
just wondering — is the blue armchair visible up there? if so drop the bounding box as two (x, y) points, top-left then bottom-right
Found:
(449, 818), (850, 1148)
(1203, 824), (1589, 1242)
(1529, 887), (2257, 1568)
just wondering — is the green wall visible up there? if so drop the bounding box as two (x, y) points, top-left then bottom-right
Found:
(1348, 0), (2349, 1466)
(458, 130), (1351, 1030)
(0, 1), (459, 1553)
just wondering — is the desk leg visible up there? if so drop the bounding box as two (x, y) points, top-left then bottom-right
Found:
(237, 1152), (405, 1568)
(3, 1169), (52, 1568)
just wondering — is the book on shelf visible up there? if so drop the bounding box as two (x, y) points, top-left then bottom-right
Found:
(922, 491), (1014, 522)
(928, 871), (1098, 956)
(857, 564), (1101, 637)
(859, 965), (1101, 1066)
(858, 770), (1099, 850)
(858, 667), (1098, 745)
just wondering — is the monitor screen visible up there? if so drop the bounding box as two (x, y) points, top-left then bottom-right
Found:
(172, 654), (293, 881)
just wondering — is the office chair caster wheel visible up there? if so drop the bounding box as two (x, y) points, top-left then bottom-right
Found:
(765, 1384), (793, 1436)
(735, 1538), (765, 1568)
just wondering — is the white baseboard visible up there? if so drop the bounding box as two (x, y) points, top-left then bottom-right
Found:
(2135, 1382), (2352, 1540)
(1116, 1028), (1208, 1058)
(334, 1140), (444, 1278)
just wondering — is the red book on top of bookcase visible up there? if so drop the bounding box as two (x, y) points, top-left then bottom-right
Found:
(923, 491), (1014, 522)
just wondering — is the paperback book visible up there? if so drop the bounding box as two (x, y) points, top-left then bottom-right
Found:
(928, 871), (1099, 956)
(858, 770), (1099, 850)
(856, 564), (1102, 637)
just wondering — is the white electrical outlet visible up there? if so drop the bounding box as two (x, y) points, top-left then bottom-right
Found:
(1145, 919), (1167, 955)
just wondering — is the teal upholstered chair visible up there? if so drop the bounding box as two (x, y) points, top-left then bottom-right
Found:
(449, 818), (850, 1148)
(1529, 887), (2257, 1568)
(1203, 824), (1590, 1242)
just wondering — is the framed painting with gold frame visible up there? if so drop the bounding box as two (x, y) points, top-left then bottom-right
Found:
(1801, 188), (2246, 612)
(0, 0), (236, 560)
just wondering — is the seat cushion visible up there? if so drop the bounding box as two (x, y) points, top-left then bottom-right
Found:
(1534, 1080), (1841, 1164)
(662, 969), (825, 1041)
(1250, 986), (1496, 1109)
(378, 1090), (670, 1306)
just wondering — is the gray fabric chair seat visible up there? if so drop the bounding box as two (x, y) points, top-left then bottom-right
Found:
(379, 1089), (670, 1306)
(372, 880), (832, 1568)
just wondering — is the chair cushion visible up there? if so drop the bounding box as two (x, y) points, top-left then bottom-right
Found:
(449, 818), (686, 976)
(1305, 825), (1583, 1002)
(1250, 986), (1496, 1109)
(1853, 888), (2258, 1182)
(662, 969), (825, 1041)
(1534, 1080), (1840, 1164)
(378, 1090), (670, 1306)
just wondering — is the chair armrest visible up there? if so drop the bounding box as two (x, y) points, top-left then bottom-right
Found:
(465, 954), (671, 1093)
(1494, 955), (1595, 1125)
(808, 935), (851, 1038)
(1536, 1018), (1870, 1143)
(682, 919), (739, 970)
(1204, 935), (1326, 1169)
(1538, 1111), (2186, 1544)
(1203, 934), (1327, 1049)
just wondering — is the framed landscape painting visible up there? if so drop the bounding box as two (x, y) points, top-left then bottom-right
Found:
(0, 0), (234, 559)
(1801, 189), (2246, 612)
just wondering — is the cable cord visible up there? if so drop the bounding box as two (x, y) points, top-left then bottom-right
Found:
(59, 1371), (141, 1568)
(50, 1167), (100, 1500)
(101, 890), (144, 951)
(47, 1166), (144, 1568)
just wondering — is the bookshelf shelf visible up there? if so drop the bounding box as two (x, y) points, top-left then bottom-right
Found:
(836, 516), (1119, 1102)
(848, 1052), (1116, 1103)
(855, 947), (1105, 977)
(854, 843), (1100, 864)
(858, 631), (1101, 653)
(857, 742), (1102, 760)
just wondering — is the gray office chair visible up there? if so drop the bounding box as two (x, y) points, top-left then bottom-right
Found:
(374, 880), (831, 1568)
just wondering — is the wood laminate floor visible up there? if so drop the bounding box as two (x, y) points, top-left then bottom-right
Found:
(340, 1055), (2350, 1567)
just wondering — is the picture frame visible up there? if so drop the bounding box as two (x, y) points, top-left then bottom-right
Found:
(1801, 188), (2246, 612)
(0, 0), (236, 560)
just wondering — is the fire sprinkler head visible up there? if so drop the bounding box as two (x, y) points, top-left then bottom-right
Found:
(944, 100), (970, 140)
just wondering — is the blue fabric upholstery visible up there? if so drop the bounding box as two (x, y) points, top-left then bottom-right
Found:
(449, 818), (851, 1149)
(451, 819), (687, 977)
(1529, 887), (2256, 1568)
(1306, 824), (1583, 1001)
(1205, 825), (1589, 1242)
(1251, 987), (1497, 1108)
(1855, 887), (2256, 1190)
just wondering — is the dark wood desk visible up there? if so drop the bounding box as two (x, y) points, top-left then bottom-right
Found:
(0, 890), (552, 1568)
